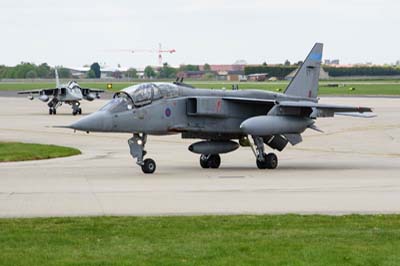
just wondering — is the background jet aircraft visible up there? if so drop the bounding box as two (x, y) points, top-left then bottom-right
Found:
(18, 69), (104, 115)
(68, 43), (375, 174)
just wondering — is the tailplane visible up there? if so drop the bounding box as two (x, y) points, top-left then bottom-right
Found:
(284, 43), (323, 99)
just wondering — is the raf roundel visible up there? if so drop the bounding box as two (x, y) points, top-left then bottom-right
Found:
(165, 107), (172, 117)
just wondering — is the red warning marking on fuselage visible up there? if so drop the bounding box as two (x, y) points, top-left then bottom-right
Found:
(216, 99), (222, 112)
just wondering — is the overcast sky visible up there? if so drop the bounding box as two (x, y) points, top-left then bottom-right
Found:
(1, 0), (398, 68)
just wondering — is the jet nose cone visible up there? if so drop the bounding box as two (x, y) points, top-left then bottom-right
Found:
(70, 111), (112, 132)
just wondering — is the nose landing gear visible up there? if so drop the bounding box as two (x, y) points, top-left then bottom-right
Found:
(128, 133), (156, 174)
(72, 102), (82, 116)
(48, 98), (61, 115)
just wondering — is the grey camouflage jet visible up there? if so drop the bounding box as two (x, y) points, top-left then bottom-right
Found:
(18, 69), (104, 115)
(68, 43), (375, 174)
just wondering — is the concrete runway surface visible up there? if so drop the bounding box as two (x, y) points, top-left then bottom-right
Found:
(0, 96), (399, 217)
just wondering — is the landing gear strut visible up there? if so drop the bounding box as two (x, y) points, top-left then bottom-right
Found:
(48, 98), (61, 115)
(200, 154), (221, 169)
(128, 133), (156, 174)
(252, 136), (278, 170)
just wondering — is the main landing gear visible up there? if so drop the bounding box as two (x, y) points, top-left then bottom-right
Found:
(252, 136), (278, 170)
(49, 107), (57, 115)
(48, 98), (61, 115)
(199, 154), (221, 169)
(128, 133), (156, 174)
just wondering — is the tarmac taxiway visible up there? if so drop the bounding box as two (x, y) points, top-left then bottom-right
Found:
(0, 95), (399, 217)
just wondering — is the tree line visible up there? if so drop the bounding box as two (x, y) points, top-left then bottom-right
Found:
(0, 63), (69, 79)
(0, 62), (203, 79)
(245, 65), (400, 78)
(0, 62), (101, 79)
(4, 62), (400, 80)
(323, 66), (400, 77)
(143, 64), (209, 79)
(244, 66), (297, 79)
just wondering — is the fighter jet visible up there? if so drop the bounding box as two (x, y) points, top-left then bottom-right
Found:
(18, 68), (104, 115)
(68, 43), (375, 174)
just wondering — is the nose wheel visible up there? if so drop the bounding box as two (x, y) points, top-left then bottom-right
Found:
(200, 154), (221, 169)
(72, 102), (82, 116)
(142, 158), (156, 174)
(128, 133), (156, 174)
(72, 108), (82, 116)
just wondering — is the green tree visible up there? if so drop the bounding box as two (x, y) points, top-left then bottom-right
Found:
(58, 67), (72, 78)
(37, 63), (51, 78)
(87, 69), (96, 78)
(179, 64), (199, 72)
(158, 63), (177, 79)
(90, 62), (101, 78)
(0, 65), (9, 79)
(262, 62), (267, 66)
(26, 70), (37, 79)
(1, 67), (15, 79)
(126, 68), (138, 79)
(144, 66), (156, 78)
(203, 72), (215, 80)
(284, 60), (291, 66)
(203, 63), (211, 71)
(244, 65), (297, 79)
(14, 62), (35, 78)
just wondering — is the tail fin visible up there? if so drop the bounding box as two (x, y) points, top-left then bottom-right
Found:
(284, 43), (323, 99)
(55, 68), (60, 89)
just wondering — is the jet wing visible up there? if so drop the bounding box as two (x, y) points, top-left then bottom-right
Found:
(278, 101), (375, 118)
(18, 88), (59, 96)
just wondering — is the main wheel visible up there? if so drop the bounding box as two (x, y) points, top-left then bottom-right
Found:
(49, 108), (53, 115)
(72, 110), (77, 116)
(208, 154), (221, 169)
(53, 108), (56, 115)
(200, 155), (210, 169)
(265, 153), (278, 169)
(78, 108), (82, 115)
(256, 153), (268, 169)
(141, 158), (156, 174)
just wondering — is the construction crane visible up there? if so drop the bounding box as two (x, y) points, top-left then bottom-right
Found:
(113, 43), (176, 66)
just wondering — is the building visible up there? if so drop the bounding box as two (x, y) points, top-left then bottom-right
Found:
(199, 64), (245, 72)
(66, 66), (130, 79)
(247, 73), (268, 82)
(227, 70), (246, 81)
(324, 59), (340, 66)
(178, 71), (216, 79)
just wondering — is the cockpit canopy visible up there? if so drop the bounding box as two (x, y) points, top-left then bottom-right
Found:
(66, 81), (82, 95)
(67, 81), (79, 89)
(123, 83), (179, 107)
(100, 83), (180, 113)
